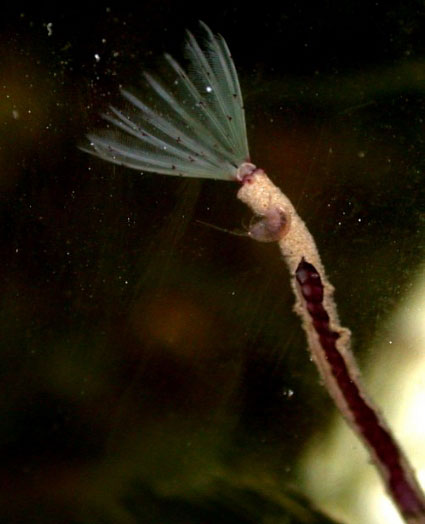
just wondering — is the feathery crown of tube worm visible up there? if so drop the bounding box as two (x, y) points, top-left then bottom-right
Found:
(83, 21), (249, 180)
(84, 22), (425, 523)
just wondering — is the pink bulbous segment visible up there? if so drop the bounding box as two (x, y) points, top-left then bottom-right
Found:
(236, 162), (257, 182)
(248, 208), (291, 243)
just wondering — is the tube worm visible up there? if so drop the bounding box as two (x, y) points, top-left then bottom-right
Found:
(237, 166), (425, 523)
(83, 22), (425, 522)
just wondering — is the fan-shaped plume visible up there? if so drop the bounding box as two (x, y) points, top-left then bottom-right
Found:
(83, 22), (250, 181)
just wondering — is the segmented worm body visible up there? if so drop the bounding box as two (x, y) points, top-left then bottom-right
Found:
(85, 22), (425, 522)
(296, 259), (425, 520)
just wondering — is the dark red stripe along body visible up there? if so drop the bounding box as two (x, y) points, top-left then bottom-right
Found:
(295, 258), (425, 518)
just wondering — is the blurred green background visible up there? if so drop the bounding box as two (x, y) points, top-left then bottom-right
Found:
(1, 3), (425, 523)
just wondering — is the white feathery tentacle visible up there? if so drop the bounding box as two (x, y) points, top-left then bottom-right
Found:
(198, 21), (248, 157)
(84, 23), (250, 180)
(142, 69), (237, 161)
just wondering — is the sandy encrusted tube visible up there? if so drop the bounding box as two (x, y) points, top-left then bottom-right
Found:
(237, 168), (425, 522)
(237, 169), (354, 407)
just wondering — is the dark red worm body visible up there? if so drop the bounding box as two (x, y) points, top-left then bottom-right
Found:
(295, 257), (425, 519)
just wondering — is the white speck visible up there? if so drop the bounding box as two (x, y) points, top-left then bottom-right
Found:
(46, 22), (53, 36)
(389, 340), (393, 344)
(358, 218), (362, 222)
(358, 151), (366, 158)
(205, 86), (212, 92)
(283, 388), (294, 398)
(94, 53), (101, 62)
